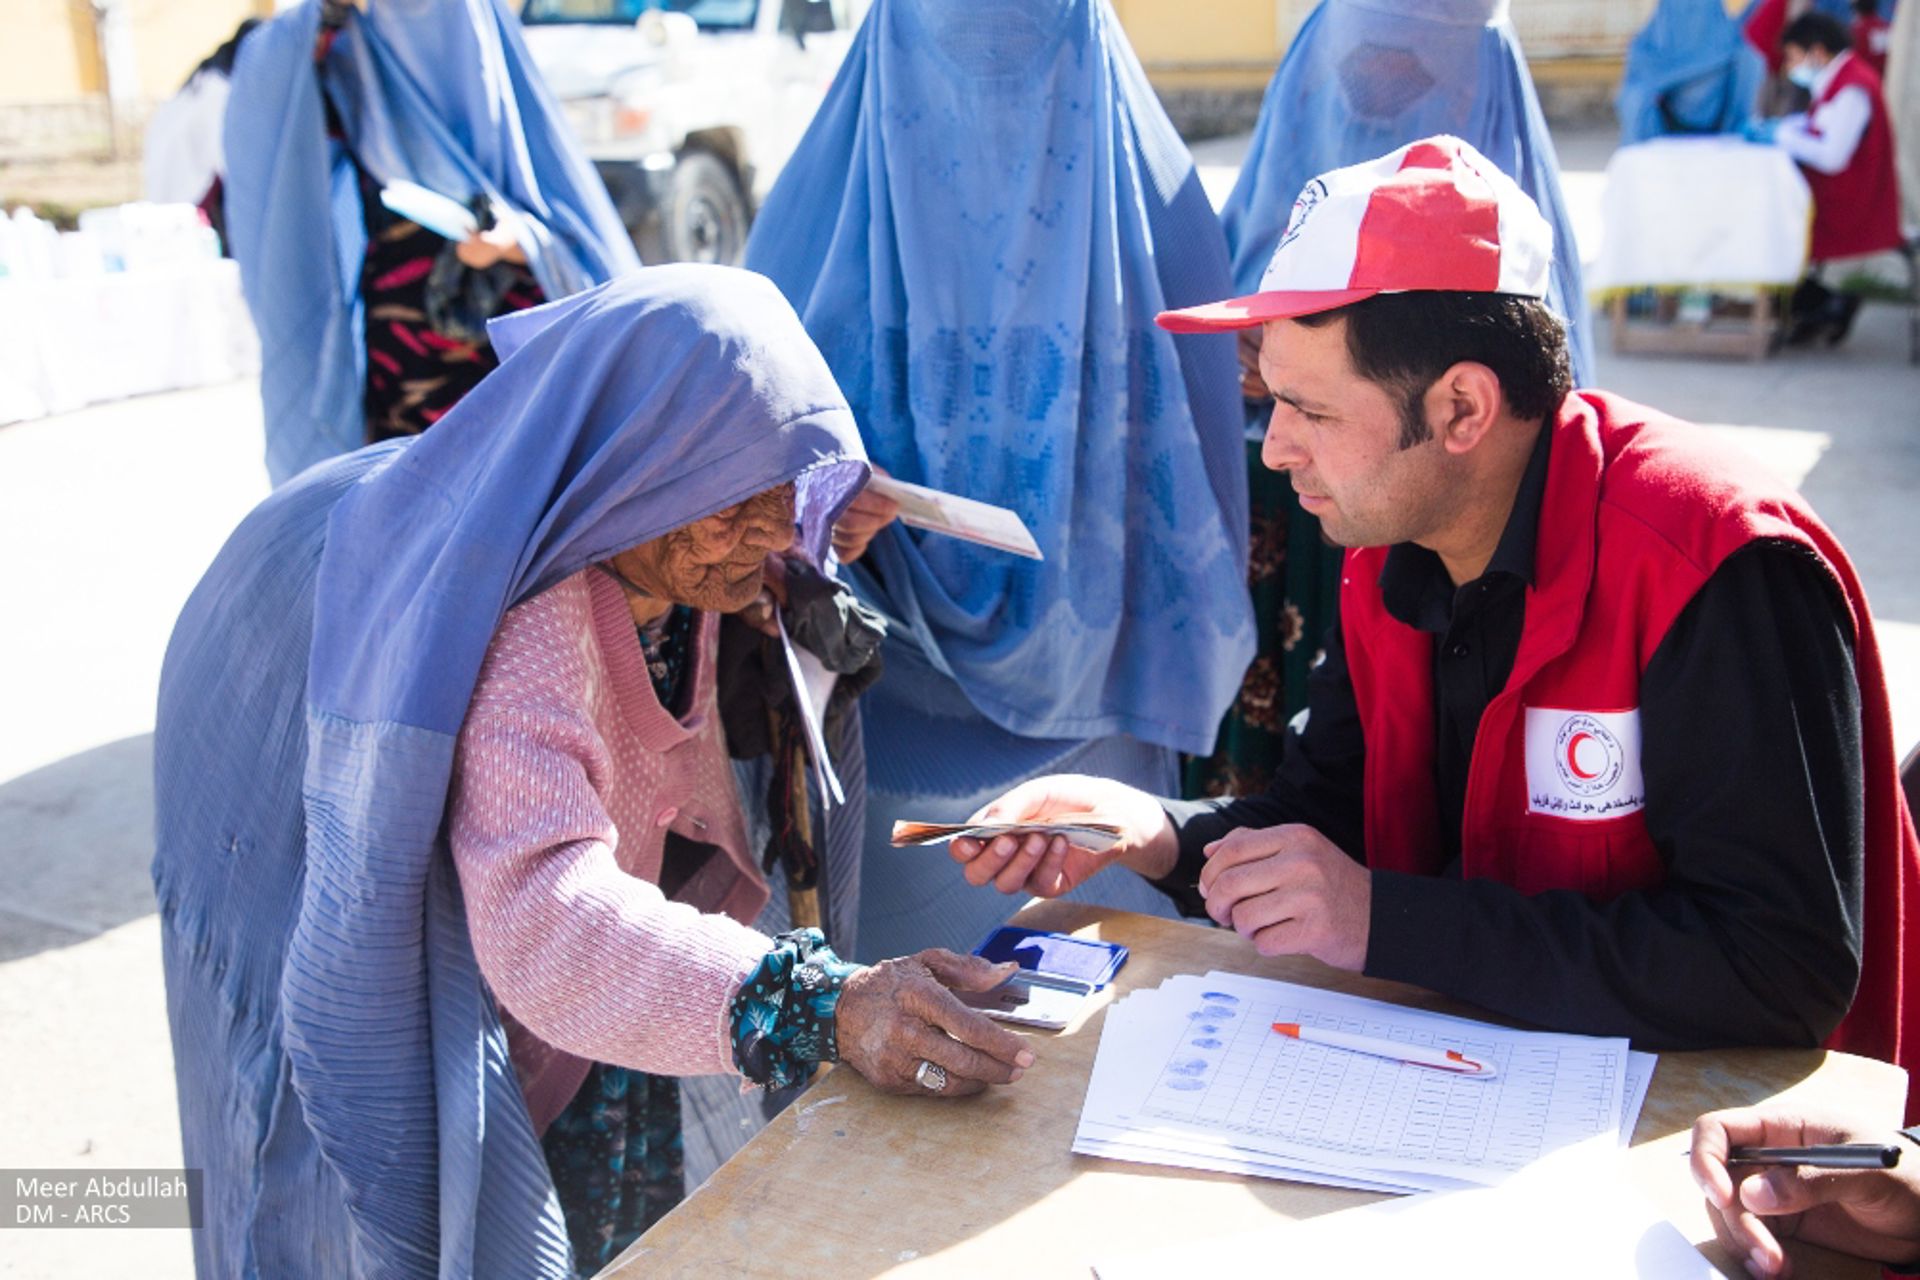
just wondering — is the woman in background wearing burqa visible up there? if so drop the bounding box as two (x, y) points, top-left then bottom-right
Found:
(223, 0), (638, 485)
(746, 0), (1257, 961)
(1617, 0), (1767, 144)
(1193, 0), (1597, 800)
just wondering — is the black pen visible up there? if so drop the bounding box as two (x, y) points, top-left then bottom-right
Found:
(1727, 1144), (1903, 1169)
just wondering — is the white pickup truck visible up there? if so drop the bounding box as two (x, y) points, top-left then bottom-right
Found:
(519, 0), (867, 264)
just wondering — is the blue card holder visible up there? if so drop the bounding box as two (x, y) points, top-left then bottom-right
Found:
(972, 926), (1129, 990)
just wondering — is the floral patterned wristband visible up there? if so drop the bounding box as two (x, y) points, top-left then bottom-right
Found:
(729, 928), (862, 1090)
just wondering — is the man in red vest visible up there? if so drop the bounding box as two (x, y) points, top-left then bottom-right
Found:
(1748, 11), (1906, 345)
(949, 136), (1920, 1117)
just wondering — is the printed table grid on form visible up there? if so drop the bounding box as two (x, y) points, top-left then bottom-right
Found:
(1142, 994), (1622, 1172)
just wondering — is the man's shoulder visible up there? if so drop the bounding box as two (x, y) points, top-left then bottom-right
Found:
(1815, 52), (1887, 108)
(1572, 391), (1720, 505)
(1570, 390), (1824, 573)
(1834, 49), (1887, 90)
(1574, 390), (1790, 511)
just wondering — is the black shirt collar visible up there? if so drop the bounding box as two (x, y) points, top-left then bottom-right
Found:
(1378, 420), (1552, 634)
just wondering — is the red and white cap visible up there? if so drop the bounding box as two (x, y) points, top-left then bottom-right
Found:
(1158, 135), (1554, 333)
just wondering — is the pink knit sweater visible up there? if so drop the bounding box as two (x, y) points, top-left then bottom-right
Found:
(447, 567), (773, 1134)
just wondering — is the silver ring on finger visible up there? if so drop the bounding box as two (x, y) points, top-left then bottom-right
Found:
(914, 1060), (948, 1092)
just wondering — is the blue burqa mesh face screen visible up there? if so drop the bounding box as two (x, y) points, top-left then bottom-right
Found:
(746, 0), (1255, 757)
(152, 266), (866, 1279)
(1221, 0), (1597, 385)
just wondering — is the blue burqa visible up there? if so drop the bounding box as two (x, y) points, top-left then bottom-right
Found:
(151, 266), (867, 1279)
(1222, 0), (1596, 385)
(744, 0), (1256, 960)
(223, 0), (640, 486)
(1618, 0), (1766, 144)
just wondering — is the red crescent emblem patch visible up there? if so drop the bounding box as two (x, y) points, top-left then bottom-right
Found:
(1565, 731), (1600, 780)
(1534, 708), (1642, 815)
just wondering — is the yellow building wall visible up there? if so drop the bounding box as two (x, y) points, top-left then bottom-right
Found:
(0, 1), (107, 102)
(0, 0), (271, 106)
(124, 0), (275, 102)
(1113, 0), (1691, 93)
(1109, 0), (1280, 91)
(7, 0), (1733, 113)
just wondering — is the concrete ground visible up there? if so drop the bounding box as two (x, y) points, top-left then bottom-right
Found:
(0, 380), (267, 1278)
(2, 128), (1917, 1278)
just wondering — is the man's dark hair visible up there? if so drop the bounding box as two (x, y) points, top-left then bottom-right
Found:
(1852, 0), (1878, 17)
(1782, 12), (1852, 54)
(1294, 291), (1573, 449)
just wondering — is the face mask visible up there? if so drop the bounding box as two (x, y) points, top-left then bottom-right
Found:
(1787, 61), (1821, 90)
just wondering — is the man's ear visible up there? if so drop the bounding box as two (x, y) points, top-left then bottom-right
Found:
(1422, 361), (1503, 457)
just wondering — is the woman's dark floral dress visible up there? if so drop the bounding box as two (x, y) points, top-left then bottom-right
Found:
(357, 177), (546, 443)
(1183, 431), (1343, 800)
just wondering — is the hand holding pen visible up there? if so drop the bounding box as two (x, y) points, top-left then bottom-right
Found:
(1690, 1105), (1920, 1278)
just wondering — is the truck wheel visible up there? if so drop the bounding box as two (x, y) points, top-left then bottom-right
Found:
(656, 150), (749, 266)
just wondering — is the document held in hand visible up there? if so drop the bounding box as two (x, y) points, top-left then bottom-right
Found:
(378, 181), (480, 242)
(864, 474), (1043, 560)
(890, 816), (1124, 853)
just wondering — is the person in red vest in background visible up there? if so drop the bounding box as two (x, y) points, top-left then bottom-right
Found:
(945, 136), (1920, 1122)
(1746, 11), (1907, 344)
(1744, 0), (1791, 77)
(1854, 0), (1894, 78)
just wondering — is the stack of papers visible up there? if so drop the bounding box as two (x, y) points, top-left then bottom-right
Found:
(890, 817), (1123, 852)
(1075, 970), (1656, 1194)
(1092, 1143), (1713, 1279)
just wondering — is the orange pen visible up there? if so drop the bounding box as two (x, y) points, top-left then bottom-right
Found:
(1271, 1022), (1499, 1079)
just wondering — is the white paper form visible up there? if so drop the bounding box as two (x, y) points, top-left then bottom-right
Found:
(1622, 1051), (1657, 1147)
(1073, 1127), (1422, 1194)
(1073, 985), (1467, 1194)
(774, 611), (843, 810)
(1092, 1142), (1716, 1280)
(1079, 973), (1630, 1188)
(864, 474), (1044, 560)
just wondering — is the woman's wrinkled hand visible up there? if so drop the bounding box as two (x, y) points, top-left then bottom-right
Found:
(835, 950), (1036, 1097)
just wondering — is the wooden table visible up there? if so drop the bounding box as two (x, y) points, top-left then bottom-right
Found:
(603, 902), (1907, 1278)
(1607, 288), (1780, 363)
(1590, 136), (1811, 364)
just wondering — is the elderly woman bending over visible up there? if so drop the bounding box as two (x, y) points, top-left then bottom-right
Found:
(152, 267), (1030, 1280)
